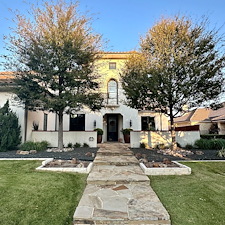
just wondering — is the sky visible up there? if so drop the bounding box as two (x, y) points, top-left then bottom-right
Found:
(0, 0), (225, 71)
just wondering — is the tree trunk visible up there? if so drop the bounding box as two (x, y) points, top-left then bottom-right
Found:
(169, 107), (177, 151)
(58, 110), (64, 150)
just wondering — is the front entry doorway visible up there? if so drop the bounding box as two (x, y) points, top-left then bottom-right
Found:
(107, 115), (118, 141)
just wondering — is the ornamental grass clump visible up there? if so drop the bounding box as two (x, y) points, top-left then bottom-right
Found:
(20, 141), (49, 151)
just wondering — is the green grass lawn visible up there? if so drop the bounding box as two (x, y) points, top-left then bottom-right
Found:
(0, 160), (87, 225)
(150, 162), (225, 225)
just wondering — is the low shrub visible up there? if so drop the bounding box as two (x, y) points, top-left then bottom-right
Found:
(195, 138), (225, 150)
(20, 141), (49, 151)
(185, 144), (193, 149)
(67, 142), (73, 148)
(201, 134), (225, 140)
(73, 143), (81, 148)
(83, 143), (89, 148)
(140, 142), (146, 148)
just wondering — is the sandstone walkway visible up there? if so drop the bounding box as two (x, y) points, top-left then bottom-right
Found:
(73, 143), (171, 225)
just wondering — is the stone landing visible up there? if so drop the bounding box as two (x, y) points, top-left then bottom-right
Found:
(73, 143), (171, 225)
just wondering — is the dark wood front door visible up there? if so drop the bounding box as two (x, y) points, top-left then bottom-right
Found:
(107, 115), (118, 141)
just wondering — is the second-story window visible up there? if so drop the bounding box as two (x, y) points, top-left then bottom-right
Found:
(108, 79), (118, 105)
(109, 62), (116, 69)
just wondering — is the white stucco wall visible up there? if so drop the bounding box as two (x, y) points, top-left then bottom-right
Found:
(176, 131), (200, 147)
(130, 130), (200, 148)
(0, 92), (25, 142)
(31, 131), (97, 148)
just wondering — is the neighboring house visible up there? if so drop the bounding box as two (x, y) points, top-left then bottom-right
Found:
(174, 106), (225, 135)
(0, 52), (169, 147)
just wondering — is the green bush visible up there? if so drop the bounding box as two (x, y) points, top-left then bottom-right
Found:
(201, 134), (225, 140)
(67, 142), (73, 148)
(20, 141), (49, 151)
(73, 143), (81, 148)
(94, 128), (103, 135)
(0, 101), (21, 151)
(185, 144), (193, 149)
(83, 143), (89, 148)
(195, 138), (225, 150)
(140, 142), (146, 148)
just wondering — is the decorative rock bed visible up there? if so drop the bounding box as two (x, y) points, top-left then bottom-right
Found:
(140, 161), (191, 175)
(36, 158), (93, 173)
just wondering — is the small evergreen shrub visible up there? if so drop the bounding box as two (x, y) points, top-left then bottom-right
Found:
(73, 143), (81, 148)
(67, 142), (73, 148)
(83, 143), (89, 148)
(185, 144), (193, 149)
(140, 142), (146, 148)
(0, 101), (21, 151)
(20, 141), (49, 151)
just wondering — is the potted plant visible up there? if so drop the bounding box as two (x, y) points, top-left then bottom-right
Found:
(121, 128), (133, 143)
(94, 128), (103, 143)
(32, 121), (39, 131)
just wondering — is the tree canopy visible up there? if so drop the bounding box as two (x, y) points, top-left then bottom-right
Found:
(4, 0), (104, 149)
(121, 16), (225, 149)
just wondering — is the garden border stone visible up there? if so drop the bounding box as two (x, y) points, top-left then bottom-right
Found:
(140, 161), (192, 175)
(36, 158), (93, 173)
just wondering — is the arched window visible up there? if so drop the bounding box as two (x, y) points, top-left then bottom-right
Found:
(108, 79), (118, 105)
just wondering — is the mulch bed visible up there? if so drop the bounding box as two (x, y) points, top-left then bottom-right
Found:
(0, 147), (224, 162)
(131, 148), (225, 162)
(0, 147), (98, 161)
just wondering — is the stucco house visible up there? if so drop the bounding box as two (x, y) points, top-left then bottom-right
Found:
(0, 52), (169, 147)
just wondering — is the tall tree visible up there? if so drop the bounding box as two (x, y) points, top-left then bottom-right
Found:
(3, 1), (103, 149)
(121, 16), (225, 150)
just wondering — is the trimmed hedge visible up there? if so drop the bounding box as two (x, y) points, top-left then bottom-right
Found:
(195, 138), (225, 150)
(200, 134), (225, 140)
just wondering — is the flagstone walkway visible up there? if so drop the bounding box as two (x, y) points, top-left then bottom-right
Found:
(73, 143), (171, 225)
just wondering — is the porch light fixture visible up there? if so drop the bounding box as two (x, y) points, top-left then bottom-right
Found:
(130, 120), (132, 127)
(93, 120), (96, 128)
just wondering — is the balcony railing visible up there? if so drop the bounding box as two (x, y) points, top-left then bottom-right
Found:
(102, 93), (119, 107)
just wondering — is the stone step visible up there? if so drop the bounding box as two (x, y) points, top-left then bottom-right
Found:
(87, 165), (150, 185)
(93, 155), (139, 166)
(73, 183), (171, 225)
(97, 149), (134, 157)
